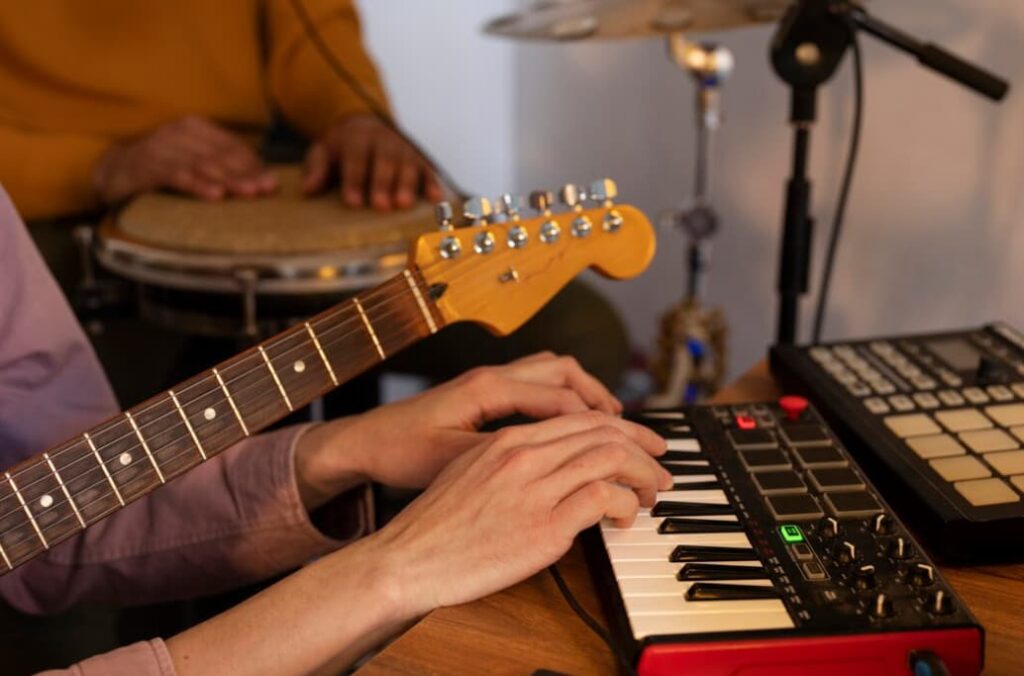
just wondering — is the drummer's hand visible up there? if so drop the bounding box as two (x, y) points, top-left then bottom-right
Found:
(91, 116), (279, 204)
(293, 353), (625, 509)
(302, 114), (445, 211)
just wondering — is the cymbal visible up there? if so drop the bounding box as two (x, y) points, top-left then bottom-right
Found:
(484, 0), (789, 41)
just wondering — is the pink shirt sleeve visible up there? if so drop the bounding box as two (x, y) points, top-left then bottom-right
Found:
(38, 639), (175, 676)
(0, 184), (374, 672)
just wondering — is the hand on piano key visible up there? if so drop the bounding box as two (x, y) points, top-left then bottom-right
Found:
(600, 414), (795, 639)
(367, 411), (672, 615)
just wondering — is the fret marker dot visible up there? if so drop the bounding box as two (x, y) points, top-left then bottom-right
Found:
(204, 407), (216, 421)
(39, 494), (53, 509)
(294, 360), (306, 373)
(119, 452), (132, 466)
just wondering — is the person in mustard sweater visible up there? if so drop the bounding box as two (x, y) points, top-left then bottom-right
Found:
(0, 0), (440, 220)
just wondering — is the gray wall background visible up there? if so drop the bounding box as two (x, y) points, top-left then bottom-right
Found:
(360, 1), (1024, 378)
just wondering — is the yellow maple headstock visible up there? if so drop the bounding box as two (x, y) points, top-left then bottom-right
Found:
(411, 182), (655, 335)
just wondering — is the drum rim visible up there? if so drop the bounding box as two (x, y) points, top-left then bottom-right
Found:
(95, 217), (410, 295)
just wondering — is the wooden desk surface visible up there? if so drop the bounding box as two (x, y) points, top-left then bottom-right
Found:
(360, 363), (1024, 675)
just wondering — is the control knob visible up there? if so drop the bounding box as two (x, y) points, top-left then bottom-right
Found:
(906, 563), (936, 587)
(853, 564), (877, 590)
(833, 540), (857, 565)
(872, 513), (894, 535)
(870, 593), (894, 618)
(820, 517), (840, 540)
(888, 537), (913, 560)
(926, 589), (955, 615)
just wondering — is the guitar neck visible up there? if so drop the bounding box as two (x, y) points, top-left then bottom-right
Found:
(0, 269), (443, 574)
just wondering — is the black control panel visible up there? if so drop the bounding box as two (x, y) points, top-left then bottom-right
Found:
(688, 403), (974, 629)
(771, 322), (1024, 562)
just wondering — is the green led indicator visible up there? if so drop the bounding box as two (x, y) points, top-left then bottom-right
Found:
(780, 524), (805, 544)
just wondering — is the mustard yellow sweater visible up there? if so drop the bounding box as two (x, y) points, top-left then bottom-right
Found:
(0, 0), (389, 219)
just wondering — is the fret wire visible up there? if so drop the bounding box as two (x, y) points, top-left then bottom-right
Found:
(43, 452), (86, 530)
(305, 322), (338, 386)
(6, 472), (48, 549)
(213, 368), (250, 436)
(84, 433), (125, 506)
(403, 269), (438, 334)
(0, 535), (10, 569)
(258, 346), (293, 411)
(169, 390), (207, 460)
(353, 297), (385, 360)
(124, 412), (166, 484)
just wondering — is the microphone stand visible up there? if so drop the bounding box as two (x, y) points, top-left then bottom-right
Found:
(771, 0), (1008, 345)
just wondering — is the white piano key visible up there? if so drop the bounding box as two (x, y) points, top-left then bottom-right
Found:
(601, 514), (737, 532)
(612, 560), (685, 578)
(671, 474), (719, 484)
(608, 536), (753, 560)
(628, 604), (794, 639)
(643, 411), (685, 420)
(618, 571), (765, 596)
(666, 438), (702, 452)
(663, 460), (709, 467)
(655, 489), (730, 503)
(625, 593), (780, 615)
(603, 529), (750, 546)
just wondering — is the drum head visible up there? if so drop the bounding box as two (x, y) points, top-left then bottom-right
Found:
(97, 165), (436, 294)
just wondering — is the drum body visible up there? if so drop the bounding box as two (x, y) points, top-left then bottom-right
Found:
(95, 167), (435, 338)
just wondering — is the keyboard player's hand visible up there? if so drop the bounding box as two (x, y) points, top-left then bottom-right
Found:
(294, 352), (622, 506)
(365, 411), (672, 617)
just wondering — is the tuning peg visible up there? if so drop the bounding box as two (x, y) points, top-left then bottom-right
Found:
(588, 178), (618, 204)
(463, 196), (493, 224)
(498, 193), (523, 220)
(558, 184), (584, 210)
(435, 202), (455, 231)
(527, 191), (553, 215)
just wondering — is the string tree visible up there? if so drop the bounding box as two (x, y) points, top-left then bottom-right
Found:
(559, 183), (592, 238)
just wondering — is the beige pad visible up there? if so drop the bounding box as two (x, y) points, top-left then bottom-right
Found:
(929, 455), (991, 482)
(954, 478), (1020, 506)
(959, 429), (1019, 454)
(884, 414), (940, 439)
(984, 450), (1024, 476)
(985, 404), (1024, 428)
(934, 408), (993, 432)
(906, 434), (966, 460)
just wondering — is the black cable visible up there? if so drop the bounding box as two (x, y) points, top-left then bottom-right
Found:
(548, 564), (637, 676)
(811, 26), (864, 343)
(288, 0), (471, 200)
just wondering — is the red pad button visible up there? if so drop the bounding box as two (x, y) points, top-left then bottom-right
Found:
(736, 415), (758, 430)
(779, 395), (809, 422)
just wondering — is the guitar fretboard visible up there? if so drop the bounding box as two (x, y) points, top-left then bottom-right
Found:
(0, 269), (442, 573)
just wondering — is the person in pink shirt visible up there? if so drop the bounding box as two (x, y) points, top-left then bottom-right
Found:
(0, 186), (669, 675)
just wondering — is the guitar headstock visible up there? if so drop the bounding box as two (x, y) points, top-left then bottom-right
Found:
(411, 179), (655, 335)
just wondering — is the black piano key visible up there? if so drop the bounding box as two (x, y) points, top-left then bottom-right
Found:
(664, 464), (716, 476)
(670, 545), (758, 563)
(658, 518), (745, 534)
(671, 480), (721, 491)
(652, 501), (734, 517)
(678, 563), (771, 581)
(660, 450), (707, 462)
(685, 583), (781, 602)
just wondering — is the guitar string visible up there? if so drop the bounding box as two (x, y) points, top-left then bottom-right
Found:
(0, 306), (432, 530)
(27, 208), (616, 461)
(0, 216), (632, 541)
(0, 304), (437, 551)
(18, 214), (591, 471)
